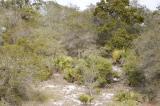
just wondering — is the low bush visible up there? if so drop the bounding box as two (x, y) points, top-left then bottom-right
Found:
(64, 68), (83, 83)
(54, 54), (114, 86)
(126, 70), (145, 87)
(95, 56), (113, 85)
(115, 91), (139, 102)
(95, 88), (101, 94)
(36, 69), (52, 81)
(79, 55), (113, 87)
(112, 49), (124, 64)
(79, 94), (94, 104)
(108, 100), (138, 106)
(0, 43), (54, 105)
(64, 69), (76, 83)
(54, 55), (73, 72)
(96, 77), (107, 87)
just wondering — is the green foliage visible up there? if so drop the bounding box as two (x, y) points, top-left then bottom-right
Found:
(115, 91), (139, 102)
(36, 69), (52, 81)
(55, 55), (113, 86)
(0, 42), (54, 104)
(108, 100), (138, 106)
(1, 0), (34, 9)
(94, 0), (143, 49)
(64, 69), (76, 83)
(20, 7), (40, 24)
(45, 2), (97, 57)
(0, 1), (98, 105)
(82, 55), (113, 87)
(76, 58), (97, 87)
(112, 49), (124, 63)
(112, 90), (143, 106)
(54, 55), (73, 72)
(96, 77), (107, 87)
(133, 19), (160, 101)
(123, 51), (145, 87)
(95, 88), (101, 94)
(1, 0), (159, 105)
(94, 56), (113, 84)
(54, 56), (83, 83)
(94, 0), (144, 25)
(109, 28), (135, 49)
(127, 70), (145, 87)
(79, 94), (94, 104)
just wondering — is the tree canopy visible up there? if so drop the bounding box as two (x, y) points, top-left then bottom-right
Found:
(94, 0), (144, 49)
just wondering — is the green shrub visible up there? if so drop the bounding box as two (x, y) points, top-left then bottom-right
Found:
(108, 100), (138, 106)
(96, 77), (107, 87)
(64, 69), (76, 83)
(100, 45), (112, 57)
(134, 26), (160, 102)
(79, 55), (113, 87)
(95, 88), (101, 94)
(79, 94), (94, 104)
(123, 51), (145, 87)
(20, 7), (40, 25)
(54, 55), (73, 72)
(127, 70), (145, 87)
(64, 68), (83, 83)
(0, 44), (54, 104)
(115, 91), (140, 102)
(109, 28), (134, 50)
(36, 69), (52, 81)
(112, 49), (124, 64)
(95, 56), (113, 84)
(54, 56), (84, 83)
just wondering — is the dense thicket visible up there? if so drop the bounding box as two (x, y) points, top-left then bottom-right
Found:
(123, 8), (160, 102)
(0, 0), (159, 105)
(0, 1), (99, 105)
(134, 11), (160, 101)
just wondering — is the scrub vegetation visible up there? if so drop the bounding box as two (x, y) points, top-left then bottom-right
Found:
(0, 0), (159, 105)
